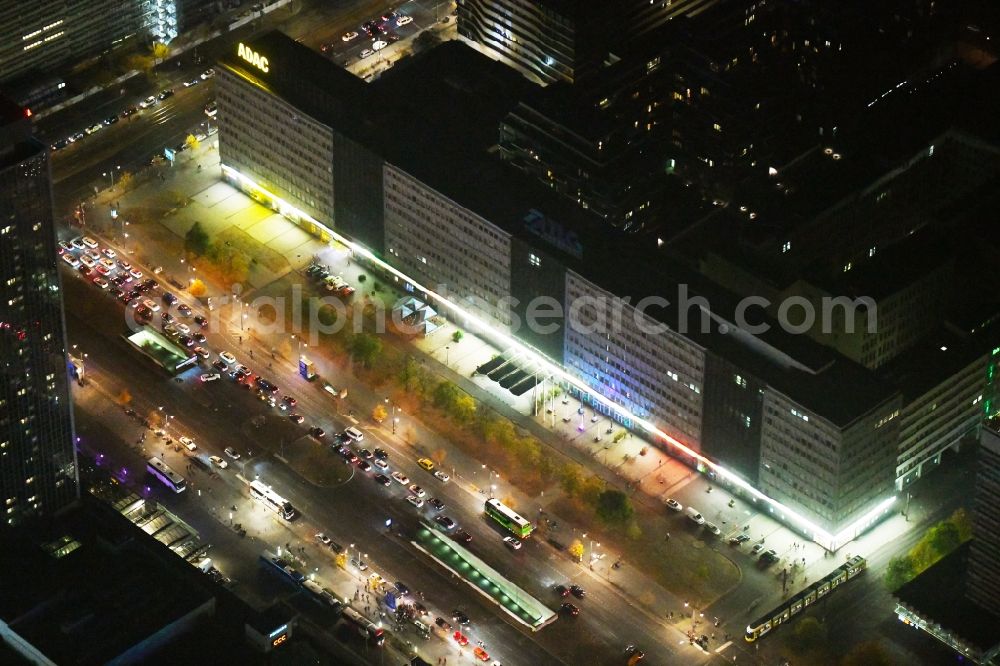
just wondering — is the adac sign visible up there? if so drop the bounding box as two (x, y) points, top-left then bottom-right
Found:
(237, 42), (269, 73)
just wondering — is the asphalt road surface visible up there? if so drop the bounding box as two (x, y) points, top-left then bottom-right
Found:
(61, 258), (701, 665)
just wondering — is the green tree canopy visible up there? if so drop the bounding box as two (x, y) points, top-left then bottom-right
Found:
(184, 221), (210, 256)
(595, 489), (633, 523)
(347, 333), (382, 368)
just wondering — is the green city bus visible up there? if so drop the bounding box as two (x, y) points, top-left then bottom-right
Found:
(484, 498), (534, 538)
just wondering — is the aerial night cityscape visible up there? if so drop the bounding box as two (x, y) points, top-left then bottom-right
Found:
(1, 1), (1000, 665)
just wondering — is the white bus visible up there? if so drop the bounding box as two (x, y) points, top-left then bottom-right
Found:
(249, 479), (297, 520)
(341, 606), (385, 646)
(147, 456), (187, 493)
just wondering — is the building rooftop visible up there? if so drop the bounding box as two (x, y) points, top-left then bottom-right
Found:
(895, 542), (1000, 657)
(878, 322), (999, 403)
(0, 495), (216, 666)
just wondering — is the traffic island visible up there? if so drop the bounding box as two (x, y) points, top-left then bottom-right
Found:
(411, 523), (556, 631)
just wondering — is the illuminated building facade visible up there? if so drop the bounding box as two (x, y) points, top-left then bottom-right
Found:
(0, 96), (78, 526)
(214, 32), (997, 549)
(0, 0), (181, 86)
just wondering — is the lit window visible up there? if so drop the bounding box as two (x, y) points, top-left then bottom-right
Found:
(781, 241), (791, 253)
(529, 253), (541, 268)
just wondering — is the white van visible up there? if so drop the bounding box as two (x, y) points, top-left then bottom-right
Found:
(344, 426), (364, 442)
(685, 507), (705, 525)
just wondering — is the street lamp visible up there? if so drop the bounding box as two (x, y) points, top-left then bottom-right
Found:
(103, 165), (120, 188)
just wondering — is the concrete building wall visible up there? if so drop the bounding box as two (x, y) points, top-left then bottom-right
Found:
(562, 270), (705, 446)
(760, 389), (901, 532)
(896, 353), (989, 490)
(968, 424), (1000, 616)
(217, 67), (335, 225)
(700, 353), (765, 484)
(383, 164), (512, 331)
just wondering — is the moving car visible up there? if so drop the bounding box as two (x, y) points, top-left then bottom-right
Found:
(224, 447), (240, 460)
(729, 533), (751, 546)
(209, 455), (228, 468)
(374, 473), (392, 486)
(309, 427), (326, 438)
(219, 351), (237, 365)
(503, 536), (522, 550)
(178, 437), (197, 451)
(560, 602), (580, 616)
(428, 498), (445, 511)
(391, 471), (409, 485)
(342, 31), (358, 41)
(434, 515), (456, 530)
(140, 95), (157, 108)
(408, 484), (426, 498)
(406, 495), (424, 508)
(81, 236), (99, 249)
(396, 15), (413, 26)
(92, 276), (109, 289)
(417, 457), (435, 471)
(664, 498), (682, 512)
(433, 470), (450, 483)
(570, 584), (586, 598)
(372, 40), (388, 51)
(315, 532), (332, 546)
(454, 530), (472, 543)
(200, 373), (220, 382)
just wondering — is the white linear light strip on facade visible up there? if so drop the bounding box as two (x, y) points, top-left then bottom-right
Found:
(221, 164), (895, 548)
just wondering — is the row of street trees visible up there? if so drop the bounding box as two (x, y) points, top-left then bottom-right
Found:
(395, 355), (638, 534)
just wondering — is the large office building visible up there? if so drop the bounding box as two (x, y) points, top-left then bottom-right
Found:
(0, 0), (183, 87)
(214, 32), (998, 547)
(0, 96), (78, 527)
(457, 0), (722, 85)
